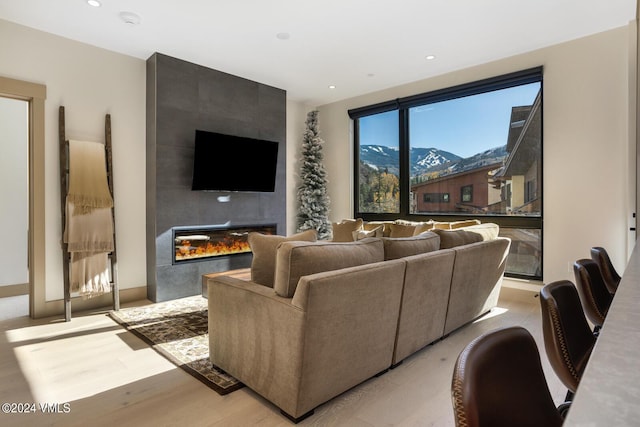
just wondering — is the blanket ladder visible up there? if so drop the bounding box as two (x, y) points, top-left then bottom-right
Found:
(59, 106), (120, 321)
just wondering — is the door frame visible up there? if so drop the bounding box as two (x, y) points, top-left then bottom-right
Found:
(0, 76), (46, 318)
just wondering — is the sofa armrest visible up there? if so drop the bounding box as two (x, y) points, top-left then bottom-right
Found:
(207, 275), (306, 416)
(444, 237), (511, 335)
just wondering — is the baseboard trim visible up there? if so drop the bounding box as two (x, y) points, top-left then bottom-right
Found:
(33, 286), (147, 320)
(502, 277), (543, 293)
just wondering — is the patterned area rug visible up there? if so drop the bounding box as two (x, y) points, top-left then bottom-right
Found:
(109, 295), (243, 395)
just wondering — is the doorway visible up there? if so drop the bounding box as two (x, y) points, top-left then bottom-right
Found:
(0, 97), (29, 319)
(0, 76), (46, 319)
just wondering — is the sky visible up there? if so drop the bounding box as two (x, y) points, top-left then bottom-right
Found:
(359, 82), (541, 158)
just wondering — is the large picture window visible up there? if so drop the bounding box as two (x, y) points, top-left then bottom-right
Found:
(349, 68), (543, 279)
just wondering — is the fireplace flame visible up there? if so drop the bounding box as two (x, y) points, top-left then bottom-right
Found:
(173, 225), (276, 263)
(175, 237), (251, 261)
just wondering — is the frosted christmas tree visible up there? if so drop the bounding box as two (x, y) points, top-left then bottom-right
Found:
(296, 110), (331, 240)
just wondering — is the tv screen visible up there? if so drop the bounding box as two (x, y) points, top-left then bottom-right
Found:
(191, 130), (279, 192)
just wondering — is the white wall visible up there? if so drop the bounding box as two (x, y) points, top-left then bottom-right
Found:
(316, 25), (635, 285)
(0, 19), (147, 301)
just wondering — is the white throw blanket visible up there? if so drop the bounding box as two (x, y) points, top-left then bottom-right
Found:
(64, 140), (114, 297)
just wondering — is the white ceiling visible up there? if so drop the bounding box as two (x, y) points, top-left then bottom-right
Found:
(0, 0), (636, 105)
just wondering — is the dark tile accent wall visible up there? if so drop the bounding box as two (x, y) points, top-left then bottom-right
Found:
(146, 53), (286, 302)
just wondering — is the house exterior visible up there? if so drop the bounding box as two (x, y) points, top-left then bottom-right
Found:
(411, 163), (503, 214)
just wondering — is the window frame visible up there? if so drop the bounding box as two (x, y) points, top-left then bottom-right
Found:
(460, 185), (473, 203)
(349, 67), (543, 280)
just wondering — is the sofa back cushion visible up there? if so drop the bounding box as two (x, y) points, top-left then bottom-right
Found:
(432, 223), (500, 249)
(381, 232), (440, 260)
(273, 237), (384, 297)
(248, 230), (318, 287)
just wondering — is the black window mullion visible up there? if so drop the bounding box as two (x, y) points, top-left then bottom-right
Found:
(399, 108), (410, 216)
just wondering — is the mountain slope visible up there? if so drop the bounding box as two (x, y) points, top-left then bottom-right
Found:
(359, 144), (506, 178)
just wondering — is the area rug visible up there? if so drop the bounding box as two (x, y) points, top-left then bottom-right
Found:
(109, 295), (243, 395)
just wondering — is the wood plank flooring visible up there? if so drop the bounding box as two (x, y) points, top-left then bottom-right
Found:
(0, 287), (566, 427)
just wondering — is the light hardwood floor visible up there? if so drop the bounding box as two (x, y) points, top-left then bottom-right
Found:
(0, 287), (567, 427)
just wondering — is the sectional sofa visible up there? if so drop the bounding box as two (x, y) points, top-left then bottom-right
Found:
(206, 222), (510, 422)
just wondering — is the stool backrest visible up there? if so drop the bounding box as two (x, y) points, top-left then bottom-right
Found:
(452, 326), (563, 427)
(540, 280), (596, 393)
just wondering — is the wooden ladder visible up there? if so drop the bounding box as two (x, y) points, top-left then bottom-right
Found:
(58, 106), (120, 321)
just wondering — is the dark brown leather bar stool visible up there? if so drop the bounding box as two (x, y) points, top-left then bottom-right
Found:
(573, 258), (613, 332)
(591, 246), (621, 294)
(540, 280), (596, 401)
(451, 326), (565, 427)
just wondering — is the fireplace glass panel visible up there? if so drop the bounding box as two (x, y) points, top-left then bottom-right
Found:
(173, 224), (276, 263)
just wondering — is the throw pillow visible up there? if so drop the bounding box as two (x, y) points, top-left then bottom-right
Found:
(389, 223), (417, 238)
(431, 221), (452, 230)
(332, 218), (363, 242)
(412, 221), (436, 235)
(353, 225), (383, 240)
(248, 229), (318, 287)
(364, 221), (392, 237)
(450, 219), (482, 229)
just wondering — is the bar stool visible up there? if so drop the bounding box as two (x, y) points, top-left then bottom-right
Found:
(451, 326), (566, 427)
(573, 259), (613, 333)
(540, 280), (596, 401)
(591, 246), (621, 294)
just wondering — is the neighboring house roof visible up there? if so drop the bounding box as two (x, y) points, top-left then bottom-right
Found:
(495, 89), (542, 179)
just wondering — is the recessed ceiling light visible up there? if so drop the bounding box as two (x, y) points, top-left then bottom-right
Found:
(119, 11), (141, 25)
(426, 55), (436, 60)
(328, 85), (336, 90)
(276, 32), (290, 40)
(87, 0), (101, 7)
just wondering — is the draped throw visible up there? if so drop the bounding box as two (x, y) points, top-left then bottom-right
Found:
(63, 140), (114, 297)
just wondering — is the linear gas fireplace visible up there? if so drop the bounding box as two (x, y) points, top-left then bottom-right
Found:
(173, 224), (276, 264)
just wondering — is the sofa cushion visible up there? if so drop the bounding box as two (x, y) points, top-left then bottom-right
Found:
(381, 232), (441, 260)
(248, 229), (318, 287)
(432, 223), (499, 249)
(332, 218), (363, 242)
(273, 237), (384, 297)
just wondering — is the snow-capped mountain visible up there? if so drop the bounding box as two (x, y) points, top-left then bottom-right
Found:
(359, 144), (507, 178)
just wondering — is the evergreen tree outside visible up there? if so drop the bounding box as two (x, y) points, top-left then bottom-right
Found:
(296, 110), (331, 240)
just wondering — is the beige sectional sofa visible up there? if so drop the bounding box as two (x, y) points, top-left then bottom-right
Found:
(206, 222), (510, 423)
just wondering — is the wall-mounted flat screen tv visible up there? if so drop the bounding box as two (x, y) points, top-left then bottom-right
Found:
(191, 130), (279, 192)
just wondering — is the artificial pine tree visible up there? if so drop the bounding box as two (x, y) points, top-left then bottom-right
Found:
(296, 110), (332, 240)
